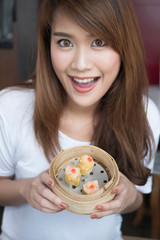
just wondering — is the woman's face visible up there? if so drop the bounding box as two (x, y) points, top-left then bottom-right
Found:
(50, 9), (121, 110)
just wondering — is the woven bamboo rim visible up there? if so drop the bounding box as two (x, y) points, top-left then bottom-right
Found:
(49, 145), (119, 214)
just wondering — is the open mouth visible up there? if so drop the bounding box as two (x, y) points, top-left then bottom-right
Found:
(69, 76), (100, 93)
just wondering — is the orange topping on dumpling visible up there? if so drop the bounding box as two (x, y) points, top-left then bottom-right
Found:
(89, 184), (95, 190)
(71, 168), (76, 173)
(88, 157), (93, 162)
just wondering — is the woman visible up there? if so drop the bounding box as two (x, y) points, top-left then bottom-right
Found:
(0, 0), (160, 239)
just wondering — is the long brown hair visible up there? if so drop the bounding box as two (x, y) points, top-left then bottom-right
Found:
(33, 0), (154, 185)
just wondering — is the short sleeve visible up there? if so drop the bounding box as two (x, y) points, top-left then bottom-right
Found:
(0, 111), (15, 176)
(136, 97), (160, 194)
(0, 88), (35, 177)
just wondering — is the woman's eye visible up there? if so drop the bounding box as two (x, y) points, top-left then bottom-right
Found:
(57, 39), (73, 48)
(92, 39), (106, 47)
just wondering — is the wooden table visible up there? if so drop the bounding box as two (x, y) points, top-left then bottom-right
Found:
(123, 236), (156, 240)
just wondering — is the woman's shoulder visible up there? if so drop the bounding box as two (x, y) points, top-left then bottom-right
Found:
(0, 86), (35, 110)
(0, 85), (35, 100)
(0, 86), (35, 122)
(144, 96), (160, 132)
(143, 96), (160, 156)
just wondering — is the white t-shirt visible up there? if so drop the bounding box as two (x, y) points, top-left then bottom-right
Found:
(0, 88), (160, 240)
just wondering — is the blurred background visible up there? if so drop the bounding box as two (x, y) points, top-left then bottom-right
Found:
(0, 0), (38, 90)
(0, 0), (160, 239)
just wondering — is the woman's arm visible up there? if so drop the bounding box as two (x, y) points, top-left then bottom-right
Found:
(0, 170), (67, 213)
(0, 175), (30, 206)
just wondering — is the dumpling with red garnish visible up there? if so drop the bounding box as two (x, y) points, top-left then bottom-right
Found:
(82, 180), (99, 194)
(77, 155), (94, 175)
(65, 166), (81, 186)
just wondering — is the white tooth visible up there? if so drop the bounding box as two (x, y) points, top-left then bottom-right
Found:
(73, 78), (94, 83)
(75, 79), (78, 82)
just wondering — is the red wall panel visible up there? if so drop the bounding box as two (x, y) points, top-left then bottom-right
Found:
(131, 0), (160, 85)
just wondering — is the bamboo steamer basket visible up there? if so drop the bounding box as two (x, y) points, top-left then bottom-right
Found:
(49, 145), (119, 215)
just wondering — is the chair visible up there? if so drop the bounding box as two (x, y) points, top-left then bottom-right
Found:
(133, 151), (160, 239)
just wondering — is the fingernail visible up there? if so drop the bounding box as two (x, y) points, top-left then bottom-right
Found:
(60, 202), (67, 209)
(97, 205), (103, 210)
(48, 180), (53, 187)
(91, 214), (97, 219)
(113, 188), (118, 194)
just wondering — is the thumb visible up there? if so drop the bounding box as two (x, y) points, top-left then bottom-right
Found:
(41, 169), (54, 188)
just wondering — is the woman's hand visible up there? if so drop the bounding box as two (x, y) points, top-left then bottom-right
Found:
(20, 170), (67, 213)
(91, 172), (143, 219)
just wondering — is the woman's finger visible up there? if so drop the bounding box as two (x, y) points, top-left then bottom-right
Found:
(40, 170), (54, 188)
(32, 189), (64, 212)
(91, 209), (115, 219)
(36, 181), (67, 208)
(96, 198), (122, 212)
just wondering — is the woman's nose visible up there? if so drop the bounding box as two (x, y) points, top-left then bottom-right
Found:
(71, 47), (92, 71)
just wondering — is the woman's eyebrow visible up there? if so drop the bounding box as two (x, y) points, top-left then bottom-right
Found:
(53, 32), (73, 38)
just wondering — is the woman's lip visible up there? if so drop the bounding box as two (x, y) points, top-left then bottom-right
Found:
(69, 76), (100, 93)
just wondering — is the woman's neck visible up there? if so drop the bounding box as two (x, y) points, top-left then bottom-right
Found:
(59, 102), (98, 142)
